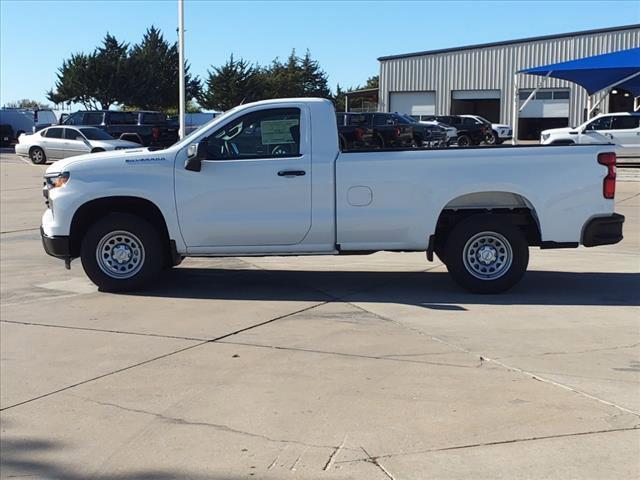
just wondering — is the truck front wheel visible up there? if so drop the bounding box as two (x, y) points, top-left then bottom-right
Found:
(444, 215), (528, 294)
(80, 213), (164, 292)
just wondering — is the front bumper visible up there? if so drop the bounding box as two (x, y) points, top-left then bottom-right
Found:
(582, 214), (624, 247)
(41, 226), (71, 259)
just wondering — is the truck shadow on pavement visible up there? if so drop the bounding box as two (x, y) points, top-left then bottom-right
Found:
(0, 436), (230, 480)
(134, 268), (640, 307)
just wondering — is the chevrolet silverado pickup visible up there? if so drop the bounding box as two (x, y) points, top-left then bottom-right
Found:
(40, 98), (624, 294)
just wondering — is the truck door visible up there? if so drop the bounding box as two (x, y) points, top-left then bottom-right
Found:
(174, 106), (312, 248)
(608, 115), (640, 157)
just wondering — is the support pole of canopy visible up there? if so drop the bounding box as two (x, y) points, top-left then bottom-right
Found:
(178, 0), (186, 140)
(512, 71), (551, 145)
(511, 74), (519, 145)
(588, 70), (640, 117)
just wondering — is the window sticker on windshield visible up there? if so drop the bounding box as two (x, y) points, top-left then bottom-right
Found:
(260, 119), (299, 144)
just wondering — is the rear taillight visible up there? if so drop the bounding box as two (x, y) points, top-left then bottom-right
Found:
(598, 152), (616, 199)
(152, 127), (160, 141)
(355, 128), (364, 141)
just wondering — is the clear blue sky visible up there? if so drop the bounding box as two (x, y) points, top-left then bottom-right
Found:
(1, 0), (638, 107)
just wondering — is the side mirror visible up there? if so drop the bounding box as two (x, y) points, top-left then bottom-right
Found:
(185, 139), (208, 172)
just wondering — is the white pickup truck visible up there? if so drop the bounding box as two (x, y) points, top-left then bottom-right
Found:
(40, 98), (624, 294)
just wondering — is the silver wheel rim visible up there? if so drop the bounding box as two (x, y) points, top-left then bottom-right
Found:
(463, 231), (513, 281)
(96, 230), (145, 279)
(32, 149), (43, 162)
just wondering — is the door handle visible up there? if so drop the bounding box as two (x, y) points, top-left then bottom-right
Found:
(277, 170), (306, 177)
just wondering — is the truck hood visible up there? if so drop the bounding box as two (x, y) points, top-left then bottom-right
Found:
(92, 139), (142, 149)
(541, 126), (574, 135)
(45, 146), (150, 174)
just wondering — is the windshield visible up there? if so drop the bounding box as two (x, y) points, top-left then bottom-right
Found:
(474, 116), (492, 125)
(398, 114), (417, 124)
(80, 128), (114, 140)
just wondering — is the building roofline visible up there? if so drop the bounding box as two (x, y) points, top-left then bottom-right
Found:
(377, 24), (640, 61)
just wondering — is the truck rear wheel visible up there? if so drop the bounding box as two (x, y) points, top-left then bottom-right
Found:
(457, 134), (471, 147)
(444, 215), (528, 294)
(80, 213), (164, 292)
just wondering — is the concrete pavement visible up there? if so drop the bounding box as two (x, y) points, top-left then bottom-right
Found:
(1, 150), (638, 479)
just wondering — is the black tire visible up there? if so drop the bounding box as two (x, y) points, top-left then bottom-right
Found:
(444, 215), (529, 294)
(485, 130), (498, 145)
(30, 146), (46, 164)
(495, 138), (504, 145)
(91, 148), (105, 153)
(80, 213), (165, 292)
(457, 134), (471, 147)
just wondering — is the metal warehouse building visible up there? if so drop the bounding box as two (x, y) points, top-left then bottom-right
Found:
(378, 24), (640, 139)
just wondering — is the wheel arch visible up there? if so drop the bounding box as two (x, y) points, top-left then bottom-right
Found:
(428, 191), (541, 261)
(69, 196), (171, 259)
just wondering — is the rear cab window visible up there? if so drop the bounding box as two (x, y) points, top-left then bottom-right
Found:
(84, 112), (104, 125)
(140, 112), (166, 125)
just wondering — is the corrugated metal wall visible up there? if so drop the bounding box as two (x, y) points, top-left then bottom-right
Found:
(379, 28), (640, 126)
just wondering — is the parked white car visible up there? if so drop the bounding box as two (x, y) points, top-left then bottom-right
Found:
(460, 115), (512, 144)
(15, 126), (141, 164)
(40, 98), (623, 294)
(540, 112), (640, 159)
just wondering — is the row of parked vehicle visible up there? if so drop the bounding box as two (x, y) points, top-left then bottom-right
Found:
(336, 112), (513, 150)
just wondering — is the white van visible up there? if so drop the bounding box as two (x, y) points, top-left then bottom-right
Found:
(0, 109), (58, 142)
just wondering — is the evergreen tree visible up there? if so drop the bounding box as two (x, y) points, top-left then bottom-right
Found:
(125, 26), (200, 110)
(197, 54), (263, 111)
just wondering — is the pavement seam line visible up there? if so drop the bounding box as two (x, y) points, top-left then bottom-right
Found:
(0, 341), (208, 412)
(79, 396), (353, 452)
(0, 227), (40, 235)
(0, 301), (332, 412)
(340, 301), (640, 417)
(338, 425), (640, 464)
(0, 319), (207, 342)
(217, 339), (475, 369)
(361, 446), (397, 480)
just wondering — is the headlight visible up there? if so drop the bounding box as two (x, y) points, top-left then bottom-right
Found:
(44, 172), (70, 189)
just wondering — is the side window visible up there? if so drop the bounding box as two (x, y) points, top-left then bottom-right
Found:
(45, 127), (63, 139)
(462, 118), (478, 126)
(373, 114), (393, 126)
(84, 112), (104, 125)
(347, 114), (368, 127)
(611, 116), (639, 130)
(205, 108), (301, 160)
(586, 117), (612, 131)
(63, 112), (84, 125)
(109, 112), (136, 125)
(64, 128), (81, 140)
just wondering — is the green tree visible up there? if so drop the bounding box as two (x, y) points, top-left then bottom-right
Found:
(125, 26), (200, 110)
(47, 53), (98, 109)
(197, 54), (263, 111)
(47, 34), (129, 110)
(363, 75), (379, 89)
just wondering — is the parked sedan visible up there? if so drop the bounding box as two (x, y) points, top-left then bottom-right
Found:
(15, 126), (140, 164)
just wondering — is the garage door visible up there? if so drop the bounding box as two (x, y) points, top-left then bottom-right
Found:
(518, 89), (570, 140)
(389, 91), (435, 116)
(451, 90), (501, 122)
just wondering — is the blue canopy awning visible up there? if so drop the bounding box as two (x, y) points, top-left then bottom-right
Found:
(519, 47), (640, 96)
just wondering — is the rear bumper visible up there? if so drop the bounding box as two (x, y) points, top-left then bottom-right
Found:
(582, 214), (624, 247)
(41, 226), (71, 259)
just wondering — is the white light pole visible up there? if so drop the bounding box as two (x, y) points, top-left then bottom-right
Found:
(178, 0), (186, 139)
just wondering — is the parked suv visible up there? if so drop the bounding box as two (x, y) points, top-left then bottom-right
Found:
(63, 110), (178, 148)
(540, 112), (640, 159)
(460, 114), (512, 145)
(336, 112), (447, 150)
(423, 115), (488, 146)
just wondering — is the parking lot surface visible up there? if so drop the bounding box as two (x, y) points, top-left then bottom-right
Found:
(1, 149), (639, 479)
